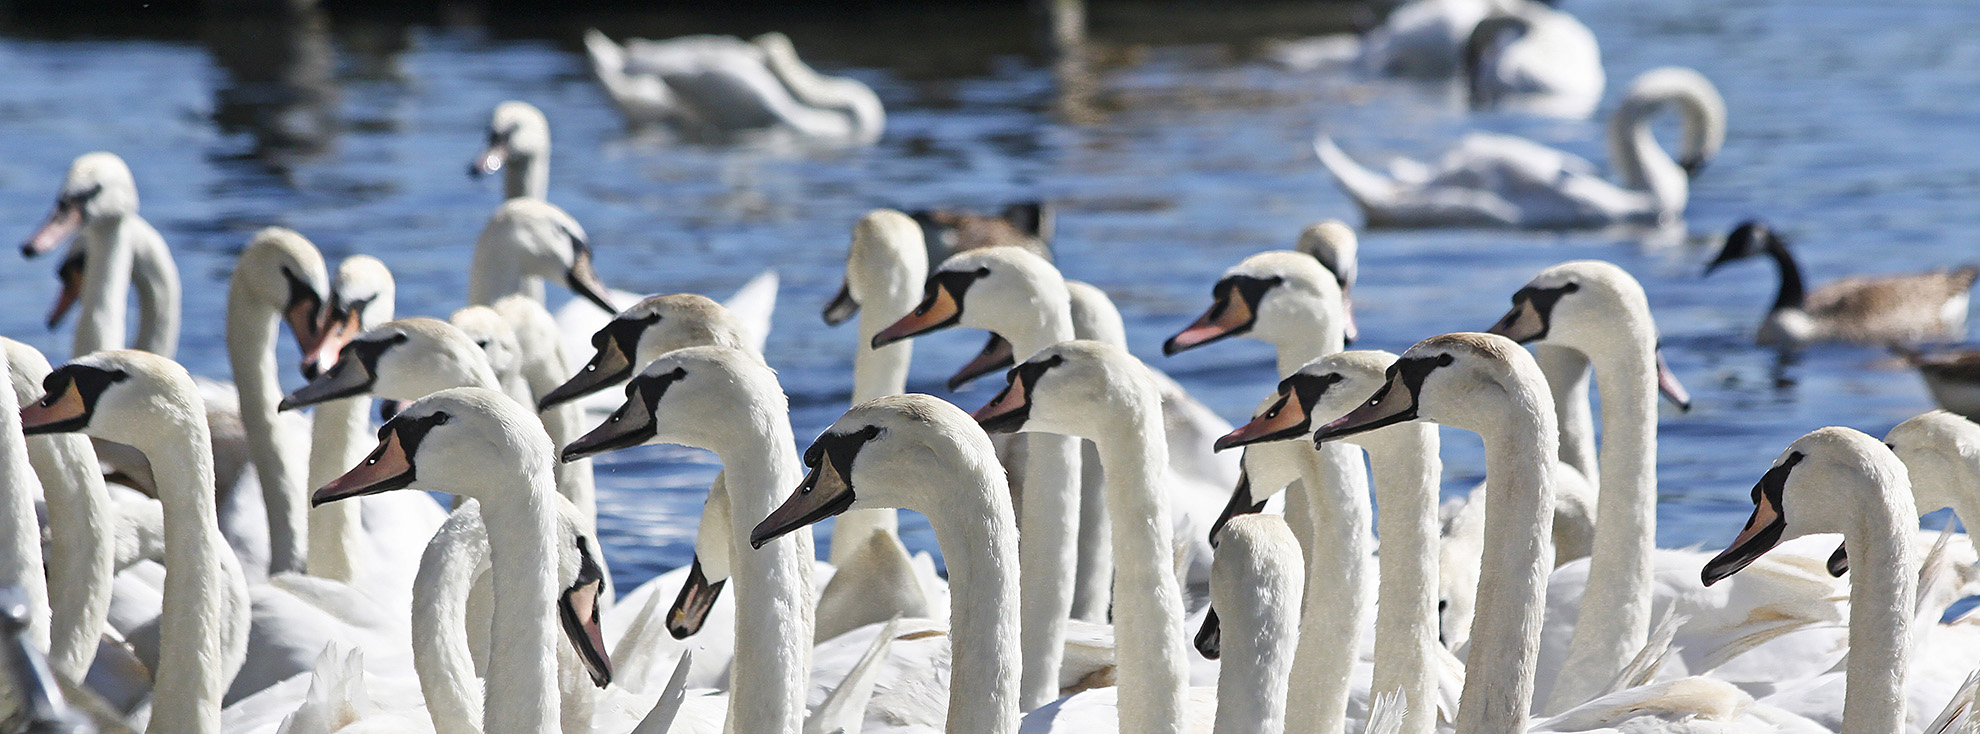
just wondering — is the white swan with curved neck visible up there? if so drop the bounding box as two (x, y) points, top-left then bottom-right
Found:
(1463, 3), (1605, 119)
(1318, 67), (1726, 228)
(22, 151), (182, 359)
(871, 245), (1081, 711)
(583, 30), (884, 144)
(469, 101), (549, 201)
(561, 347), (814, 734)
(467, 198), (617, 317)
(971, 340), (1189, 734)
(23, 351), (254, 734)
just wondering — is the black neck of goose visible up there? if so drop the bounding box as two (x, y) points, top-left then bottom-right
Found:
(1765, 235), (1806, 311)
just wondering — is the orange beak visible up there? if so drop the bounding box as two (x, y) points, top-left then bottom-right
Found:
(19, 384), (87, 434)
(872, 281), (964, 349)
(1164, 290), (1254, 355)
(22, 206), (81, 259)
(314, 430), (415, 505)
(1214, 391), (1311, 451)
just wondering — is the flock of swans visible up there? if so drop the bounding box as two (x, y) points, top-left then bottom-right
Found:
(6, 6), (1980, 734)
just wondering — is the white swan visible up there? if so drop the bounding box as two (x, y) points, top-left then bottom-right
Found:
(870, 246), (1082, 711)
(1318, 67), (1726, 228)
(21, 151), (182, 359)
(583, 30), (884, 144)
(970, 341), (1190, 734)
(1706, 220), (1978, 348)
(467, 198), (616, 317)
(1463, 4), (1604, 119)
(23, 350), (255, 734)
(1316, 333), (1817, 733)
(469, 101), (549, 201)
(561, 347), (816, 734)
(0, 344), (48, 665)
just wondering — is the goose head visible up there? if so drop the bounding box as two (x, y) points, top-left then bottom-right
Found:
(313, 386), (552, 506)
(970, 340), (1154, 440)
(470, 101), (549, 180)
(281, 318), (499, 410)
(476, 199), (616, 314)
(23, 152), (139, 258)
(1704, 220), (1779, 276)
(1315, 332), (1548, 443)
(541, 294), (753, 410)
(754, 394), (1001, 548)
(21, 350), (190, 453)
(823, 209), (927, 327)
(1702, 427), (1911, 586)
(304, 255), (396, 378)
(561, 346), (782, 462)
(1165, 250), (1347, 356)
(871, 246), (1068, 351)
(1296, 221), (1359, 344)
(234, 227), (332, 374)
(1217, 350), (1400, 452)
(1487, 260), (1692, 410)
(1884, 411), (1980, 520)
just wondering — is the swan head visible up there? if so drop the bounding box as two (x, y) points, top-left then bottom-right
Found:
(233, 227), (332, 376)
(1614, 67), (1726, 177)
(754, 394), (1002, 548)
(871, 246), (1067, 351)
(314, 386), (552, 506)
(23, 152), (139, 258)
(477, 199), (616, 314)
(21, 351), (184, 452)
(1315, 332), (1548, 443)
(561, 346), (782, 462)
(1486, 260), (1692, 410)
(471, 101), (549, 179)
(970, 340), (1157, 442)
(282, 318), (499, 410)
(541, 294), (752, 411)
(557, 533), (613, 688)
(1296, 221), (1359, 343)
(450, 306), (524, 387)
(1885, 411), (1980, 519)
(825, 209), (927, 327)
(1702, 427), (1911, 586)
(1165, 250), (1346, 355)
(1218, 350), (1399, 452)
(1705, 220), (1778, 276)
(304, 255), (396, 379)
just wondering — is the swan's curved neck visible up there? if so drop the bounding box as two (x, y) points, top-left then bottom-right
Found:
(1274, 331), (1342, 377)
(1289, 440), (1371, 734)
(1212, 536), (1302, 734)
(1360, 424), (1442, 734)
(924, 457), (1022, 734)
(0, 372), (48, 653)
(710, 407), (814, 734)
(227, 283), (308, 576)
(1089, 397), (1189, 734)
(1544, 339), (1658, 712)
(1606, 103), (1689, 214)
(833, 291), (914, 565)
(506, 152), (547, 202)
(413, 506), (489, 734)
(127, 221), (181, 359)
(1534, 345), (1596, 481)
(1764, 239), (1807, 312)
(468, 245), (543, 308)
(1841, 480), (1917, 734)
(74, 219), (134, 358)
(21, 421), (112, 678)
(478, 472), (563, 734)
(305, 396), (368, 584)
(1455, 394), (1557, 734)
(140, 402), (246, 734)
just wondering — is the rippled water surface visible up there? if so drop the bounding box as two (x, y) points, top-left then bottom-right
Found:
(4, 0), (1979, 588)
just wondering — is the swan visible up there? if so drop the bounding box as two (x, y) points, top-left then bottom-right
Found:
(23, 350), (255, 734)
(583, 30), (884, 144)
(752, 394), (1022, 734)
(1315, 333), (1819, 733)
(1297, 220), (1360, 344)
(970, 340), (1190, 734)
(0, 346), (49, 666)
(1705, 220), (1978, 348)
(1888, 411), (1980, 563)
(467, 198), (616, 317)
(1317, 67), (1726, 228)
(560, 347), (816, 734)
(870, 246), (1083, 711)
(1215, 351), (1443, 734)
(1463, 4), (1604, 119)
(1355, 0), (1519, 76)
(469, 101), (549, 201)
(21, 151), (182, 359)
(4, 338), (118, 681)
(1700, 427), (1924, 734)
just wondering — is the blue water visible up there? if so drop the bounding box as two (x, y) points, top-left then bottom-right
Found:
(3, 0), (1978, 589)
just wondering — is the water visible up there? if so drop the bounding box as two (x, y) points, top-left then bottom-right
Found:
(3, 0), (1978, 590)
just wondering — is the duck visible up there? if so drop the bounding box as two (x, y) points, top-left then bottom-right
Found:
(1705, 220), (1978, 348)
(1318, 67), (1726, 229)
(583, 30), (884, 145)
(469, 101), (549, 201)
(1462, 3), (1604, 119)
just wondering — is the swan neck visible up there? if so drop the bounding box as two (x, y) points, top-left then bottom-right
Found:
(1765, 239), (1807, 311)
(227, 279), (308, 575)
(1015, 430), (1079, 710)
(711, 406), (813, 734)
(468, 239), (535, 307)
(1092, 405), (1190, 734)
(478, 482), (563, 734)
(835, 313), (912, 563)
(1454, 404), (1556, 734)
(1362, 424), (1442, 734)
(1534, 345), (1596, 480)
(306, 397), (370, 584)
(127, 222), (181, 359)
(25, 428), (114, 678)
(1274, 332), (1342, 378)
(414, 507), (491, 734)
(145, 408), (240, 734)
(0, 377), (49, 652)
(505, 150), (547, 201)
(1287, 440), (1371, 734)
(74, 223), (134, 358)
(926, 475), (1022, 734)
(1841, 498), (1916, 734)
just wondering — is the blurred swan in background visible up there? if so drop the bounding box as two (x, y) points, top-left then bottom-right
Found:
(583, 30), (883, 145)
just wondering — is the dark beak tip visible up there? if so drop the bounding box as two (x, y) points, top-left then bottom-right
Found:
(1212, 435), (1238, 452)
(278, 397), (301, 412)
(1161, 338), (1183, 356)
